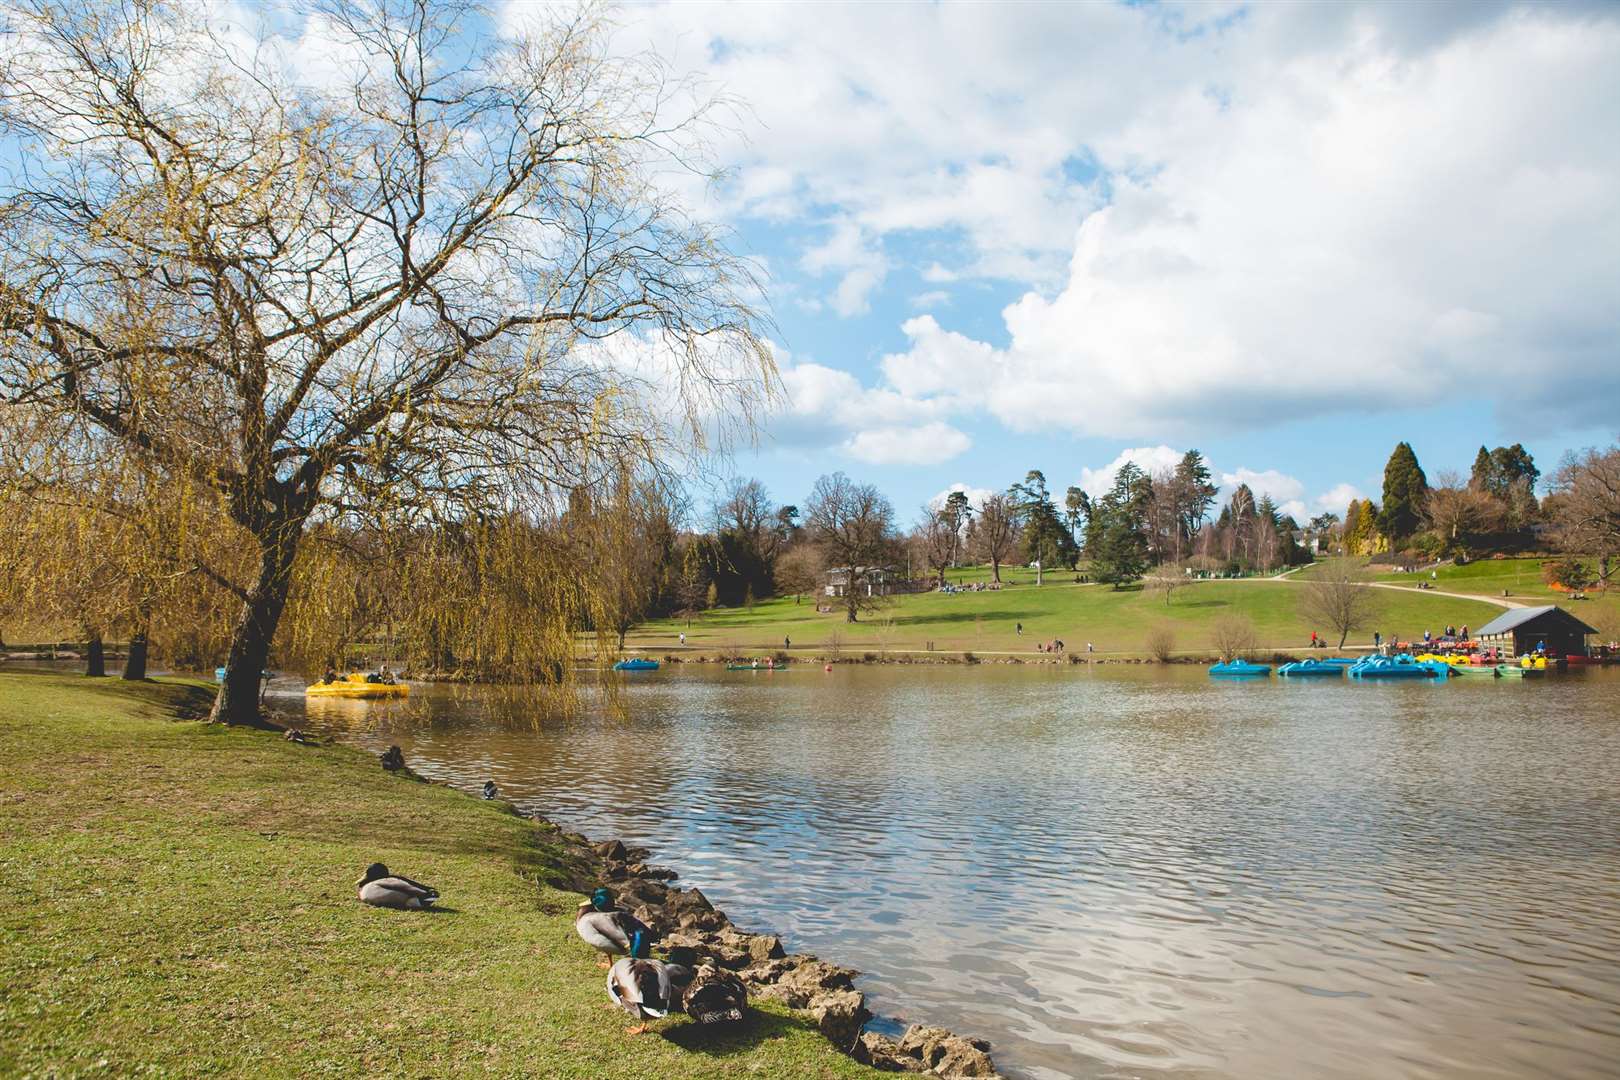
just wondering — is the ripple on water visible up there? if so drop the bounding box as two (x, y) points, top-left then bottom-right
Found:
(291, 664), (1620, 1080)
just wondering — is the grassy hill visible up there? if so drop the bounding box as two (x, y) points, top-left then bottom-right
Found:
(1295, 557), (1619, 639)
(625, 568), (1508, 658)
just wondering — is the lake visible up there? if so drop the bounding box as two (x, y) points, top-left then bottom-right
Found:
(286, 663), (1620, 1080)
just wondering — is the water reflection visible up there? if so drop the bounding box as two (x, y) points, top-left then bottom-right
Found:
(286, 664), (1620, 1080)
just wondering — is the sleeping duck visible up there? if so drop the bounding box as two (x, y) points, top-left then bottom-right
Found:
(659, 947), (746, 1024)
(356, 863), (439, 909)
(606, 956), (676, 1035)
(575, 887), (655, 968)
(681, 962), (749, 1024)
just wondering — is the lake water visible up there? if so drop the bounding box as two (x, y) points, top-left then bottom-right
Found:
(284, 663), (1620, 1080)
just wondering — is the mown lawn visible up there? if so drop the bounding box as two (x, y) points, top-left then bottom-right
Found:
(625, 573), (1504, 657)
(0, 671), (877, 1078)
(1297, 557), (1620, 640)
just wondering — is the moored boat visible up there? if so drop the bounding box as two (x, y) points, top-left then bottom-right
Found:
(612, 658), (661, 672)
(1349, 653), (1448, 678)
(1451, 663), (1525, 678)
(1210, 659), (1270, 677)
(1278, 659), (1344, 677)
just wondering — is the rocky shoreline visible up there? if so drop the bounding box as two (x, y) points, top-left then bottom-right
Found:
(534, 821), (1002, 1078)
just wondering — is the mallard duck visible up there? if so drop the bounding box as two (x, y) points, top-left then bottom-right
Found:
(356, 863), (438, 909)
(681, 962), (748, 1024)
(575, 887), (654, 969)
(482, 780), (498, 800)
(606, 956), (676, 1035)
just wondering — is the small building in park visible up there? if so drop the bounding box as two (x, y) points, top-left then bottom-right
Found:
(1473, 605), (1600, 658)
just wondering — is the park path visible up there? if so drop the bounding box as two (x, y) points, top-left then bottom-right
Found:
(1214, 572), (1522, 610)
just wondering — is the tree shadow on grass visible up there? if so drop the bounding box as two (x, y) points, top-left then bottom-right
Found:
(659, 1008), (826, 1058)
(885, 609), (1025, 627)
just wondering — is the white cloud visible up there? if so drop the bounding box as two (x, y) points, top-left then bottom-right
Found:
(1312, 483), (1366, 518)
(800, 218), (889, 317)
(911, 290), (950, 310)
(860, 8), (1620, 434)
(1079, 446), (1186, 498)
(843, 422), (971, 466)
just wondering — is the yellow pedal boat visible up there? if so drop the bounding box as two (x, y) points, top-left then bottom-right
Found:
(305, 673), (409, 698)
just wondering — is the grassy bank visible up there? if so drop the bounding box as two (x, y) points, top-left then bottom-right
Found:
(0, 671), (876, 1078)
(1297, 557), (1620, 639)
(624, 574), (1506, 658)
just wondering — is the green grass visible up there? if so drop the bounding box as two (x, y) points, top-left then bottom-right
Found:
(1296, 557), (1620, 640)
(0, 671), (878, 1078)
(630, 569), (1507, 657)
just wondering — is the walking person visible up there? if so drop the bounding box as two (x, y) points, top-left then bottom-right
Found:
(784, 635), (791, 651)
(679, 631), (685, 647)
(1016, 622), (1023, 636)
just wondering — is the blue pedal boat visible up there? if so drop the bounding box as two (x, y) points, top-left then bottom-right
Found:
(1209, 659), (1270, 677)
(612, 658), (661, 672)
(1278, 658), (1344, 677)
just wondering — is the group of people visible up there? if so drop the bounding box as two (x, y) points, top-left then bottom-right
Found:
(939, 581), (999, 593)
(320, 664), (397, 685)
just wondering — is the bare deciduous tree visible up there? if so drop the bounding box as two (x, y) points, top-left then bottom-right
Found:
(804, 472), (895, 623)
(973, 493), (1017, 584)
(1210, 614), (1258, 662)
(0, 2), (771, 724)
(1145, 565), (1187, 606)
(1298, 562), (1382, 648)
(913, 505), (957, 588)
(773, 543), (823, 605)
(1549, 445), (1620, 587)
(1423, 471), (1504, 554)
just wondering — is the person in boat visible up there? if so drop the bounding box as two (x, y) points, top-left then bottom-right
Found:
(322, 665), (338, 685)
(379, 665), (395, 684)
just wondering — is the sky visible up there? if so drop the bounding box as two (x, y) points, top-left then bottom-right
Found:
(543, 0), (1619, 525)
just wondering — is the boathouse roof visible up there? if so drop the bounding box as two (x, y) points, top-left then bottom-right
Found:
(1474, 605), (1600, 638)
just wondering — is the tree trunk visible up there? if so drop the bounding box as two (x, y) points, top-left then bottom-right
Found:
(991, 557), (1001, 584)
(122, 629), (148, 680)
(210, 515), (304, 727)
(85, 629), (106, 677)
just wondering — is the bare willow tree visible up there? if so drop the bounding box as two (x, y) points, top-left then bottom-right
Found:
(0, 2), (772, 725)
(1298, 561), (1381, 648)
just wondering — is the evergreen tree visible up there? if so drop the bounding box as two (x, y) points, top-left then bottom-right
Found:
(1172, 449), (1218, 561)
(1469, 446), (1494, 492)
(1378, 442), (1428, 542)
(1011, 470), (1077, 582)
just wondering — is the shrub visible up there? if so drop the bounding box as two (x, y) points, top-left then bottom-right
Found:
(1544, 557), (1594, 592)
(1211, 614), (1258, 662)
(1145, 623), (1176, 662)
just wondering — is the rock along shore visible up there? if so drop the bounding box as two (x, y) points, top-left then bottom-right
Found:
(535, 822), (1002, 1078)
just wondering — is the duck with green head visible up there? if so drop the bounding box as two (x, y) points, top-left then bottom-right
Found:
(575, 887), (655, 969)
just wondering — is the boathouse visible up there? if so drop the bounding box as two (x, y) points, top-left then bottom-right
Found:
(1473, 605), (1599, 658)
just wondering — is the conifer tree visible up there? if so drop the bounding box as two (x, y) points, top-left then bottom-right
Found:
(1378, 443), (1429, 542)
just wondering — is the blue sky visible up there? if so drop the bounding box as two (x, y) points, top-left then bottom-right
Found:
(550, 1), (1620, 522)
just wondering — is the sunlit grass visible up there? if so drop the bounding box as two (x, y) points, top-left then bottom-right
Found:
(0, 671), (878, 1078)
